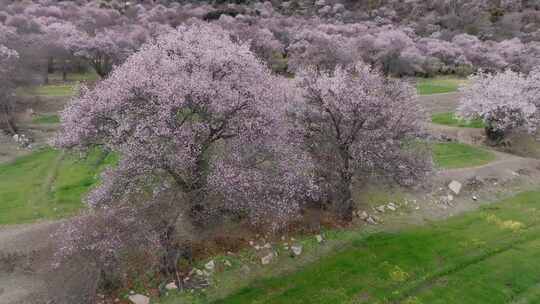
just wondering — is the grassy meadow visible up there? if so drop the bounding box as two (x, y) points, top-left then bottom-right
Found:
(432, 142), (496, 169)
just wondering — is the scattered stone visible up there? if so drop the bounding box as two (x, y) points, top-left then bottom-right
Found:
(128, 294), (149, 304)
(448, 180), (462, 195)
(195, 269), (204, 276)
(281, 236), (286, 241)
(291, 245), (303, 256)
(165, 282), (178, 290)
(263, 243), (272, 249)
(472, 195), (478, 201)
(315, 234), (324, 243)
(224, 260), (232, 267)
(249, 241), (254, 246)
(205, 260), (215, 272)
(261, 252), (274, 265)
(129, 290), (135, 295)
(386, 203), (397, 211)
(284, 246), (289, 250)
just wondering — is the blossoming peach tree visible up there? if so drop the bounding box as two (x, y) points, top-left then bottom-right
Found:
(54, 23), (317, 289)
(457, 69), (540, 143)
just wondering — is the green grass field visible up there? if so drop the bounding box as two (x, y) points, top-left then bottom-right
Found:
(168, 190), (540, 304)
(416, 77), (468, 95)
(17, 71), (98, 98)
(433, 142), (495, 169)
(431, 112), (485, 129)
(0, 148), (116, 225)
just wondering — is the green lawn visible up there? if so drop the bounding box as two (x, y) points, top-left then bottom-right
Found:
(197, 190), (540, 304)
(433, 142), (496, 169)
(48, 70), (100, 83)
(416, 77), (468, 95)
(431, 112), (485, 129)
(0, 148), (116, 225)
(32, 114), (60, 124)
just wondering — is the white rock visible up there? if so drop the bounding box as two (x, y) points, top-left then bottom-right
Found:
(205, 260), (215, 271)
(472, 195), (478, 201)
(263, 243), (272, 249)
(261, 252), (274, 265)
(448, 180), (462, 195)
(375, 205), (385, 213)
(315, 234), (323, 243)
(358, 211), (369, 220)
(165, 282), (178, 290)
(128, 294), (149, 304)
(291, 245), (303, 256)
(254, 245), (261, 250)
(386, 204), (396, 211)
(224, 260), (232, 267)
(195, 269), (204, 276)
(249, 240), (254, 246)
(447, 194), (454, 201)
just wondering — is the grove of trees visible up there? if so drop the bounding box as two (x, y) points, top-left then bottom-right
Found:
(1, 0), (538, 302)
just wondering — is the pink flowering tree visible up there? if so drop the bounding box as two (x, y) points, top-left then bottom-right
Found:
(0, 45), (19, 134)
(54, 23), (316, 288)
(293, 63), (431, 220)
(457, 69), (540, 143)
(64, 24), (149, 78)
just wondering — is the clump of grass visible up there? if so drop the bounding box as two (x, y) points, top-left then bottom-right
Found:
(432, 142), (495, 169)
(431, 112), (485, 128)
(32, 114), (60, 124)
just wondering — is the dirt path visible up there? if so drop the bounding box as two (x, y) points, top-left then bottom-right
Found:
(0, 222), (60, 304)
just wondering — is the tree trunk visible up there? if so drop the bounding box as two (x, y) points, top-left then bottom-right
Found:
(1, 109), (17, 135)
(334, 145), (353, 221)
(159, 224), (183, 291)
(484, 122), (505, 145)
(62, 61), (68, 82)
(334, 176), (353, 221)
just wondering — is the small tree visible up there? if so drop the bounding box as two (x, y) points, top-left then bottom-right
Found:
(457, 69), (539, 143)
(293, 63), (431, 220)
